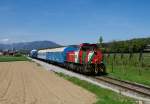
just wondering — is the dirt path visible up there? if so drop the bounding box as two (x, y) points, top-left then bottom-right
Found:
(0, 61), (96, 104)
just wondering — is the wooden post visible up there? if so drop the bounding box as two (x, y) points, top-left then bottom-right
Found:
(138, 50), (143, 76)
(121, 52), (124, 60)
(129, 51), (133, 60)
(107, 53), (110, 65)
(120, 52), (123, 73)
(113, 53), (116, 64)
(111, 57), (114, 73)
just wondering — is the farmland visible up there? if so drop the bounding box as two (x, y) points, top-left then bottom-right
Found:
(0, 60), (138, 104)
(104, 53), (150, 86)
(0, 61), (96, 104)
(0, 55), (29, 62)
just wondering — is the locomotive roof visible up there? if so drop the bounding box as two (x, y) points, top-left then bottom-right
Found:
(80, 43), (97, 47)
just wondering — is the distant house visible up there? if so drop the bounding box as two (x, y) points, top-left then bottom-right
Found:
(0, 52), (2, 56)
(1, 50), (18, 56)
(144, 44), (150, 52)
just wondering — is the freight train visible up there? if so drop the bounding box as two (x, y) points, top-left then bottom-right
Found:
(30, 43), (106, 75)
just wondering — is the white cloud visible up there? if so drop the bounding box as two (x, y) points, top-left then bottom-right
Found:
(2, 38), (9, 42)
(0, 38), (10, 44)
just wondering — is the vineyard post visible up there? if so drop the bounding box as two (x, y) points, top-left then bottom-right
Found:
(113, 53), (116, 64)
(124, 53), (127, 75)
(121, 52), (124, 73)
(129, 49), (133, 62)
(103, 54), (107, 69)
(138, 50), (143, 75)
(111, 54), (114, 73)
(107, 53), (110, 65)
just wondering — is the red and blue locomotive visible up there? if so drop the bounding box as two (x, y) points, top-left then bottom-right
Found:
(30, 43), (106, 74)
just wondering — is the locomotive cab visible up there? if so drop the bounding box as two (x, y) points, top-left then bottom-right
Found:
(79, 43), (103, 64)
(67, 43), (106, 75)
(80, 43), (105, 74)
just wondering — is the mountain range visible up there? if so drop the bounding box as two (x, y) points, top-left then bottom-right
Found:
(0, 41), (61, 51)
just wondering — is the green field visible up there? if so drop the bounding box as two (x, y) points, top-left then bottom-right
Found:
(103, 53), (150, 86)
(0, 55), (29, 62)
(56, 72), (136, 104)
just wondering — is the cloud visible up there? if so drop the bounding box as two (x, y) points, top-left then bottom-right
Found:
(0, 38), (10, 44)
(2, 38), (9, 42)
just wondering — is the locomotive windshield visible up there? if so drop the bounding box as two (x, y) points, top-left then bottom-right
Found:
(81, 45), (98, 51)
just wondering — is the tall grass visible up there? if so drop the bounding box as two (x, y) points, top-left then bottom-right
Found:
(103, 53), (150, 86)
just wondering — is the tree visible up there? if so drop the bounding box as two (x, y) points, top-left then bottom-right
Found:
(99, 36), (103, 47)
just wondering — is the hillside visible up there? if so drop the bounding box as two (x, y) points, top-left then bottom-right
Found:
(101, 37), (150, 52)
(0, 41), (61, 51)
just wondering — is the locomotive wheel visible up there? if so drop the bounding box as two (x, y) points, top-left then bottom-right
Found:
(99, 63), (106, 74)
(94, 64), (99, 75)
(82, 64), (91, 74)
(83, 64), (87, 73)
(78, 65), (81, 72)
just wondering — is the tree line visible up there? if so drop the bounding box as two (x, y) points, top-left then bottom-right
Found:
(98, 37), (150, 53)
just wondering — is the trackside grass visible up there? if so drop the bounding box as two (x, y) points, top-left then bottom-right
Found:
(104, 53), (150, 86)
(0, 56), (29, 62)
(107, 65), (150, 86)
(56, 73), (136, 104)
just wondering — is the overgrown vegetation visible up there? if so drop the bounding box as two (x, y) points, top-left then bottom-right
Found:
(14, 53), (22, 57)
(103, 53), (150, 86)
(99, 37), (150, 53)
(56, 72), (136, 104)
(97, 37), (150, 86)
(0, 55), (29, 62)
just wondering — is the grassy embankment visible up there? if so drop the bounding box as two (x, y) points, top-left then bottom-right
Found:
(104, 53), (150, 86)
(0, 55), (29, 62)
(56, 72), (136, 104)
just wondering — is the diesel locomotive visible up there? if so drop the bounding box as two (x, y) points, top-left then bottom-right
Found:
(30, 43), (106, 75)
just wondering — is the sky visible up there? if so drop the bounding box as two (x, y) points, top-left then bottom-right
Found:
(0, 0), (150, 45)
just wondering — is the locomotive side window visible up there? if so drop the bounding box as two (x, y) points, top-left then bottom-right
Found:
(81, 45), (98, 51)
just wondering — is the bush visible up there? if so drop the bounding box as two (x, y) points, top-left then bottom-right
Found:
(14, 53), (22, 57)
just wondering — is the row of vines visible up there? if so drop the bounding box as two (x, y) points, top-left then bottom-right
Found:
(103, 52), (150, 75)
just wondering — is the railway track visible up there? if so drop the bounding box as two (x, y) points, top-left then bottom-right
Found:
(94, 76), (150, 98)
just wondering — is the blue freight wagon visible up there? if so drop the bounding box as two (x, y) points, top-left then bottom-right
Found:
(37, 46), (78, 63)
(30, 49), (38, 58)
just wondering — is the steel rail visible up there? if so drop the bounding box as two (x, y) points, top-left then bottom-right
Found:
(95, 76), (150, 97)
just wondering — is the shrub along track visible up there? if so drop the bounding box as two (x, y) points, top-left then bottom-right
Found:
(0, 61), (96, 104)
